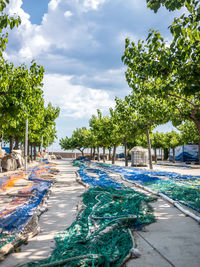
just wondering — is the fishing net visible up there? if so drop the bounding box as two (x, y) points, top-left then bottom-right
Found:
(0, 162), (55, 254)
(95, 162), (200, 213)
(23, 187), (156, 267)
(78, 167), (122, 189)
(0, 233), (17, 249)
(145, 180), (200, 212)
(0, 173), (26, 192)
(97, 162), (200, 180)
(73, 160), (87, 168)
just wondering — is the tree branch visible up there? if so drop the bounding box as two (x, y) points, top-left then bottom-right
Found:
(174, 105), (184, 117)
(168, 93), (199, 107)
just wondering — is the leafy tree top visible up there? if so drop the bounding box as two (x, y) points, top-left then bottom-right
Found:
(178, 120), (200, 144)
(0, 0), (21, 54)
(146, 0), (199, 12)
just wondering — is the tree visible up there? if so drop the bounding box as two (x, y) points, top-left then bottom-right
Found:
(146, 0), (198, 13)
(86, 129), (97, 159)
(114, 97), (144, 166)
(0, 62), (46, 151)
(0, 0), (21, 57)
(60, 127), (90, 156)
(109, 108), (126, 164)
(165, 131), (182, 163)
(89, 110), (104, 161)
(89, 110), (117, 163)
(151, 132), (166, 162)
(122, 0), (200, 135)
(127, 133), (148, 152)
(40, 103), (60, 147)
(124, 92), (170, 169)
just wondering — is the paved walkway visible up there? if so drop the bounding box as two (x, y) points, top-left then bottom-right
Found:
(2, 159), (200, 267)
(128, 198), (200, 267)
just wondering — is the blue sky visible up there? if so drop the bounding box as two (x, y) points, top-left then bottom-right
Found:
(5, 0), (180, 151)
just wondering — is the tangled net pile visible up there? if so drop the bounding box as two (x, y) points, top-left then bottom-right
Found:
(97, 163), (200, 213)
(24, 187), (156, 267)
(0, 163), (54, 252)
(78, 167), (122, 189)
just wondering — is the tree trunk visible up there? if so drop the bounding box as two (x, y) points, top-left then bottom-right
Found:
(164, 148), (169, 160)
(34, 143), (36, 160)
(28, 141), (30, 162)
(154, 148), (157, 163)
(9, 136), (13, 153)
(112, 144), (117, 164)
(108, 147), (112, 161)
(172, 148), (175, 163)
(103, 146), (106, 163)
(93, 147), (96, 160)
(124, 136), (128, 166)
(146, 129), (153, 170)
(30, 143), (33, 161)
(81, 150), (84, 157)
(1, 132), (3, 147)
(161, 149), (163, 161)
(193, 120), (200, 165)
(97, 147), (100, 161)
(27, 140), (30, 162)
(14, 136), (19, 149)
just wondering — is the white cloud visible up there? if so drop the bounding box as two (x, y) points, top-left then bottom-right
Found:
(5, 0), (181, 127)
(83, 0), (107, 11)
(43, 74), (115, 119)
(7, 0), (30, 26)
(64, 10), (73, 18)
(48, 0), (62, 11)
(6, 0), (99, 60)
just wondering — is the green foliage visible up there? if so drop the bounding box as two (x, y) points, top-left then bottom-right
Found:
(126, 92), (170, 130)
(0, 0), (21, 55)
(115, 97), (142, 142)
(164, 131), (182, 149)
(60, 127), (91, 154)
(0, 61), (60, 147)
(122, 0), (200, 137)
(0, 1), (59, 149)
(127, 133), (148, 150)
(146, 0), (198, 13)
(89, 109), (121, 149)
(151, 131), (166, 149)
(60, 136), (73, 150)
(178, 120), (200, 144)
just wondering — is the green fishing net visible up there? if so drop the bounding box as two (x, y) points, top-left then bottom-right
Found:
(73, 160), (87, 168)
(0, 233), (17, 249)
(146, 180), (200, 211)
(22, 187), (156, 267)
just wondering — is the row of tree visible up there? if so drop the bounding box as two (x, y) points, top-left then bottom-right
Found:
(0, 1), (60, 158)
(60, 107), (199, 165)
(60, 0), (200, 168)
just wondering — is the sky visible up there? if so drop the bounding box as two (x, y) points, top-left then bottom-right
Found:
(5, 0), (181, 151)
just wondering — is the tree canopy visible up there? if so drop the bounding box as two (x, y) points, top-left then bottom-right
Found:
(122, 0), (200, 136)
(0, 2), (60, 152)
(60, 127), (91, 156)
